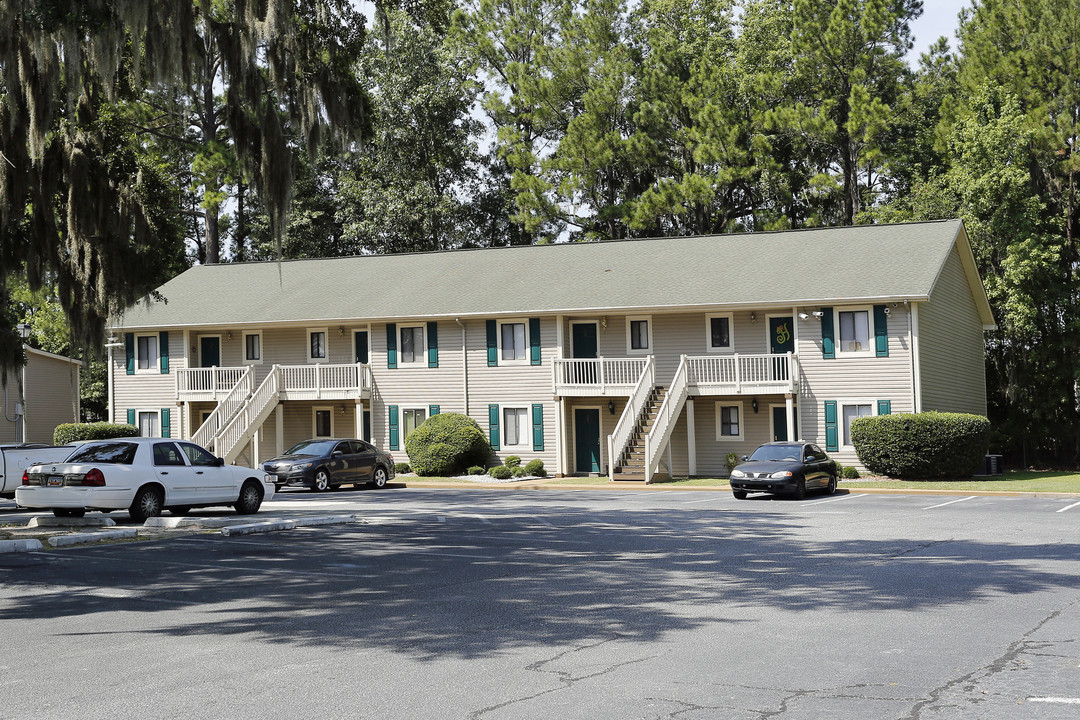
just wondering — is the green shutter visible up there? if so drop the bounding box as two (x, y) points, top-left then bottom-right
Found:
(126, 408), (136, 426)
(488, 404), (500, 450)
(877, 399), (891, 416)
(388, 405), (399, 450)
(532, 404), (544, 451)
(874, 305), (889, 357)
(486, 320), (498, 366)
(529, 318), (541, 365)
(429, 404), (440, 417)
(824, 401), (838, 452)
(427, 321), (439, 368)
(820, 308), (834, 359)
(125, 333), (135, 374)
(160, 408), (171, 437)
(386, 324), (397, 368)
(159, 331), (169, 373)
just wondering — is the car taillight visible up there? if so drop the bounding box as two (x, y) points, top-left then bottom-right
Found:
(82, 468), (106, 487)
(21, 470), (30, 486)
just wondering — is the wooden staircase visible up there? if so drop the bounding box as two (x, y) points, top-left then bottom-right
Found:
(612, 386), (667, 481)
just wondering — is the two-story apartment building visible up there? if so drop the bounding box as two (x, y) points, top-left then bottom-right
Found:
(108, 219), (994, 480)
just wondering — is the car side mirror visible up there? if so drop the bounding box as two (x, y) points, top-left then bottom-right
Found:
(333, 451), (344, 457)
(805, 456), (815, 462)
(741, 455), (748, 461)
(215, 457), (225, 467)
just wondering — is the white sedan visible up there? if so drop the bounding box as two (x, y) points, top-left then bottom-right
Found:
(16, 437), (275, 521)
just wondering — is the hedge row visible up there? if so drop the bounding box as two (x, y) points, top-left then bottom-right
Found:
(850, 412), (990, 479)
(54, 422), (139, 445)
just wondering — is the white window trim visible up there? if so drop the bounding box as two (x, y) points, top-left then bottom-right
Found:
(705, 313), (734, 353)
(715, 402), (745, 441)
(625, 315), (653, 355)
(242, 330), (264, 365)
(307, 328), (329, 363)
(502, 406), (530, 448)
(398, 324), (427, 365)
(401, 407), (428, 441)
(135, 333), (160, 374)
(837, 398), (878, 449)
(497, 319), (530, 365)
(312, 406), (335, 438)
(769, 402), (800, 443)
(834, 306), (876, 357)
(138, 410), (162, 438)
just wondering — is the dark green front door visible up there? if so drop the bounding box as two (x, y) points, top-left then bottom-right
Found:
(769, 316), (793, 380)
(575, 408), (601, 474)
(772, 405), (798, 442)
(355, 331), (369, 364)
(571, 323), (598, 384)
(200, 337), (220, 368)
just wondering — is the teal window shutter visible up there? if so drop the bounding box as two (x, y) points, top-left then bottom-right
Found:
(877, 399), (891, 415)
(873, 305), (889, 357)
(126, 408), (136, 426)
(388, 405), (399, 450)
(160, 408), (171, 437)
(486, 320), (498, 366)
(824, 401), (838, 452)
(427, 321), (439, 368)
(386, 324), (397, 368)
(159, 331), (170, 373)
(488, 404), (500, 450)
(532, 404), (544, 451)
(125, 333), (135, 375)
(429, 404), (440, 417)
(820, 308), (834, 359)
(529, 318), (541, 365)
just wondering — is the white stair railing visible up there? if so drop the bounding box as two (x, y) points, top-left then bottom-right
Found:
(606, 356), (655, 480)
(644, 355), (691, 483)
(191, 367), (253, 451)
(216, 366), (282, 464)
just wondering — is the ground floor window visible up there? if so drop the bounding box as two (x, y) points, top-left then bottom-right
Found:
(138, 411), (159, 437)
(313, 407), (333, 438)
(503, 407), (529, 447)
(402, 408), (427, 440)
(715, 404), (742, 441)
(842, 403), (873, 447)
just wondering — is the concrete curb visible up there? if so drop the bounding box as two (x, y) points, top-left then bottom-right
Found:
(47, 529), (139, 547)
(0, 538), (45, 553)
(28, 516), (117, 528)
(220, 515), (357, 536)
(144, 516), (258, 529)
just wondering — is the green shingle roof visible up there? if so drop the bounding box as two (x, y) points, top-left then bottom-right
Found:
(114, 219), (991, 329)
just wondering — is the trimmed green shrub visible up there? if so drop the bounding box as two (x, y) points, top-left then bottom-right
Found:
(395, 462), (411, 474)
(54, 422), (138, 445)
(467, 466), (486, 475)
(725, 452), (738, 474)
(504, 455), (522, 468)
(405, 413), (492, 476)
(850, 411), (990, 479)
(841, 465), (860, 479)
(524, 459), (546, 477)
(510, 466), (527, 478)
(489, 465), (512, 479)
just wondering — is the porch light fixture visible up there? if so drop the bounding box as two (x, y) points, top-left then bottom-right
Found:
(608, 400), (615, 415)
(600, 317), (607, 331)
(339, 326), (345, 335)
(751, 398), (758, 413)
(798, 312), (809, 320)
(16, 322), (31, 340)
(750, 312), (756, 323)
(339, 405), (346, 414)
(226, 331), (232, 341)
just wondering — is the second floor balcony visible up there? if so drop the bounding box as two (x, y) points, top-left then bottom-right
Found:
(176, 363), (372, 403)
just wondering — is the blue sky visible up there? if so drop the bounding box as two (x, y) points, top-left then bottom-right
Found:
(908, 0), (973, 61)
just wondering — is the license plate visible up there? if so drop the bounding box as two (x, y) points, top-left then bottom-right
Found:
(47, 475), (64, 487)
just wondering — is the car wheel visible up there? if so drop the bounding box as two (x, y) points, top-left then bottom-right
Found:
(792, 478), (806, 500)
(235, 481), (263, 515)
(170, 507), (192, 516)
(129, 486), (164, 522)
(372, 467), (388, 489)
(826, 475), (837, 495)
(732, 490), (747, 500)
(311, 469), (330, 492)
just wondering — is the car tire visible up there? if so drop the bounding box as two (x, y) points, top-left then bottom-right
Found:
(170, 507), (192, 516)
(129, 486), (164, 522)
(311, 469), (331, 492)
(235, 481), (263, 515)
(792, 478), (806, 500)
(826, 475), (837, 495)
(732, 490), (747, 500)
(371, 467), (388, 489)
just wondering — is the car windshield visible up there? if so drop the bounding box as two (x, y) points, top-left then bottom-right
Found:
(66, 442), (138, 465)
(284, 440), (337, 457)
(748, 444), (803, 462)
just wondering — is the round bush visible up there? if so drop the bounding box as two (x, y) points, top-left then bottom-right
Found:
(489, 465), (512, 479)
(850, 412), (990, 479)
(54, 422), (139, 445)
(510, 466), (527, 478)
(395, 462), (411, 474)
(404, 413), (491, 476)
(467, 466), (486, 476)
(841, 466), (860, 479)
(524, 459), (546, 476)
(504, 455), (522, 468)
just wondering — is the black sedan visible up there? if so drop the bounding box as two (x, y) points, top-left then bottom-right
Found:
(262, 438), (395, 492)
(728, 442), (837, 500)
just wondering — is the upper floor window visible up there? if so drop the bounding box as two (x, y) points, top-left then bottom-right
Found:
(838, 309), (871, 354)
(627, 316), (652, 354)
(308, 329), (328, 362)
(706, 313), (732, 352)
(136, 335), (158, 371)
(244, 332), (262, 364)
(400, 325), (425, 364)
(500, 322), (527, 362)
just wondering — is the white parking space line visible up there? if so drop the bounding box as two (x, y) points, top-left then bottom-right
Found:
(472, 514), (493, 524)
(803, 494), (867, 507)
(923, 496), (977, 510)
(683, 497), (721, 504)
(1056, 500), (1080, 513)
(1028, 698), (1080, 705)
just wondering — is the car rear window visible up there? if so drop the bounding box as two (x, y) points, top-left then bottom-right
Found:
(67, 442), (138, 465)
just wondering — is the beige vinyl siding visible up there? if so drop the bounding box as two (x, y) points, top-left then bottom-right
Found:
(688, 397), (774, 476)
(918, 246), (988, 415)
(796, 306), (915, 469)
(111, 334), (182, 432)
(23, 353), (79, 443)
(0, 369), (17, 443)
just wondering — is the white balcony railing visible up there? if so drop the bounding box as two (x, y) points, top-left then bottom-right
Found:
(553, 357), (650, 396)
(176, 367), (248, 401)
(191, 367), (253, 451)
(278, 363), (371, 400)
(685, 353), (797, 394)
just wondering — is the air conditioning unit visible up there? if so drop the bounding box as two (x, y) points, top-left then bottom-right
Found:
(974, 454), (1003, 476)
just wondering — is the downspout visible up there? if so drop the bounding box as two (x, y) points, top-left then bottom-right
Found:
(456, 318), (468, 415)
(909, 302), (922, 413)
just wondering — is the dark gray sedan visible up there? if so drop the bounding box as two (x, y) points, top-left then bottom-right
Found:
(262, 438), (395, 492)
(728, 441), (837, 500)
